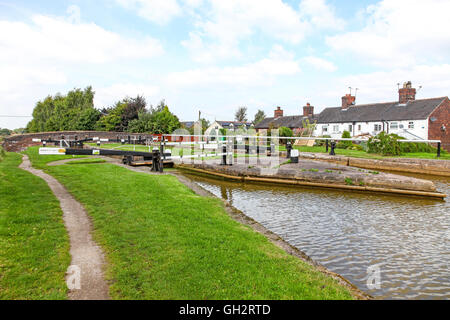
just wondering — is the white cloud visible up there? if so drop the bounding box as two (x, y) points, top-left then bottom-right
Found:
(95, 83), (160, 108)
(299, 0), (345, 30)
(0, 14), (163, 64)
(0, 7), (164, 128)
(115, 0), (182, 25)
(166, 45), (300, 87)
(303, 56), (337, 72)
(182, 0), (342, 63)
(326, 0), (450, 68)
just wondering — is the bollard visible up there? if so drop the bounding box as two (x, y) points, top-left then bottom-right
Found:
(152, 148), (161, 172)
(286, 141), (292, 158)
(330, 141), (336, 155)
(437, 142), (441, 158)
(290, 149), (299, 163)
(221, 145), (227, 165)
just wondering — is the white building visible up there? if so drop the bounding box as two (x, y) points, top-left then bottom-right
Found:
(314, 82), (448, 141)
(204, 120), (253, 136)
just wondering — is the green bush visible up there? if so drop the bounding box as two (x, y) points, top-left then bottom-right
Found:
(367, 132), (402, 156)
(336, 130), (352, 149)
(279, 126), (294, 145)
(388, 134), (437, 153)
(315, 135), (331, 146)
(348, 143), (364, 151)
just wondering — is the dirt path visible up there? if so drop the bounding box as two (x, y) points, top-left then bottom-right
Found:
(19, 155), (110, 300)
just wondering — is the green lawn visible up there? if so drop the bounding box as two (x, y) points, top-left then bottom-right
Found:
(25, 146), (354, 300)
(0, 152), (70, 299)
(278, 145), (450, 160)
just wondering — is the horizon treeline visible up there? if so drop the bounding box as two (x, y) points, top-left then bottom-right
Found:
(25, 86), (181, 134)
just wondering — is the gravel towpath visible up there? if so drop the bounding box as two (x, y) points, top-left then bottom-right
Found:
(19, 155), (110, 300)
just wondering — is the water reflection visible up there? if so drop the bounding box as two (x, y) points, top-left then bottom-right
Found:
(183, 172), (450, 300)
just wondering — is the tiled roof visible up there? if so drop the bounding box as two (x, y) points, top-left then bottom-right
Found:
(316, 97), (446, 123)
(255, 115), (317, 129)
(216, 121), (253, 128)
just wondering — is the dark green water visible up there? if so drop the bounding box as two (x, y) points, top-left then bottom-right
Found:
(182, 171), (450, 300)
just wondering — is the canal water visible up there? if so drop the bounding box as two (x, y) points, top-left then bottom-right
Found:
(181, 171), (449, 300)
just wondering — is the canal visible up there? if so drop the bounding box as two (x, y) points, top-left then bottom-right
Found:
(181, 171), (449, 300)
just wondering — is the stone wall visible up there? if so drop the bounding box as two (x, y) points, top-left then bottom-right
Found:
(299, 152), (450, 177)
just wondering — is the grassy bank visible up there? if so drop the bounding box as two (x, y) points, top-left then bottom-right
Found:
(0, 152), (70, 299)
(279, 145), (450, 160)
(25, 146), (354, 299)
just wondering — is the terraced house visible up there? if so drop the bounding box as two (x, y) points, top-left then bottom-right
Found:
(315, 82), (449, 150)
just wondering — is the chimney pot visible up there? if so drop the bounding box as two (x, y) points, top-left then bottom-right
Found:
(341, 94), (356, 109)
(399, 81), (416, 103)
(303, 103), (314, 117)
(274, 106), (284, 118)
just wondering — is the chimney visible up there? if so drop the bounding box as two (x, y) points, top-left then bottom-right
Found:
(398, 81), (416, 104)
(303, 102), (314, 117)
(274, 106), (283, 118)
(341, 94), (355, 109)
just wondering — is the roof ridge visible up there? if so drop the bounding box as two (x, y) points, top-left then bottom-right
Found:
(352, 96), (446, 108)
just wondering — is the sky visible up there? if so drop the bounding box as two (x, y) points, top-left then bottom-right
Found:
(1, 0), (450, 129)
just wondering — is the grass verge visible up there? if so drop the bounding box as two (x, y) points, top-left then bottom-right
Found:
(0, 152), (70, 299)
(25, 146), (354, 300)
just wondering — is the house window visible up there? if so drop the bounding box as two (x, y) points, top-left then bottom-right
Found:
(358, 124), (361, 131)
(322, 125), (328, 132)
(348, 125), (353, 132)
(333, 125), (339, 133)
(408, 122), (414, 129)
(374, 124), (382, 131)
(390, 122), (398, 130)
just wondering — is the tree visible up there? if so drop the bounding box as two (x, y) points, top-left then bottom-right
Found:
(235, 106), (248, 122)
(26, 86), (97, 132)
(127, 100), (181, 134)
(75, 108), (101, 131)
(95, 100), (127, 131)
(151, 105), (181, 134)
(0, 128), (11, 136)
(253, 109), (266, 125)
(118, 95), (147, 131)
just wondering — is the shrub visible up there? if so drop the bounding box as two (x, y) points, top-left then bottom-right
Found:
(348, 143), (364, 151)
(336, 130), (352, 149)
(367, 132), (402, 156)
(389, 134), (437, 154)
(278, 126), (294, 145)
(315, 135), (331, 146)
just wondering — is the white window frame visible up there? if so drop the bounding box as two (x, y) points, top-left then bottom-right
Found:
(333, 125), (339, 133)
(390, 122), (398, 130)
(408, 121), (414, 129)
